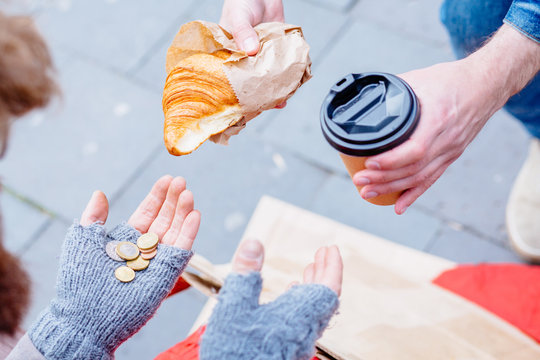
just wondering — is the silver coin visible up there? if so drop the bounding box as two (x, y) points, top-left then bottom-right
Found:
(105, 241), (124, 262)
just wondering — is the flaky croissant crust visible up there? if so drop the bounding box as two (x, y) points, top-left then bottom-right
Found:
(162, 52), (242, 156)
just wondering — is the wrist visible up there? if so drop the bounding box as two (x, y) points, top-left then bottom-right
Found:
(464, 24), (540, 109)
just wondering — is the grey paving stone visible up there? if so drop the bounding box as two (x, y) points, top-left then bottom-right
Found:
(309, 174), (442, 250)
(416, 110), (530, 244)
(0, 57), (163, 220)
(427, 225), (524, 264)
(1, 191), (51, 255)
(116, 288), (207, 359)
(352, 0), (449, 46)
(35, 0), (198, 73)
(21, 220), (64, 330)
(130, 0), (222, 93)
(107, 132), (328, 264)
(305, 0), (358, 12)
(261, 20), (454, 173)
(132, 0), (347, 93)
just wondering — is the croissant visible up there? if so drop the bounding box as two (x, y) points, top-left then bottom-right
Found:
(162, 51), (243, 156)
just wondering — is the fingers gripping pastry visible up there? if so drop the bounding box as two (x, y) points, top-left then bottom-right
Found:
(163, 51), (242, 156)
(162, 21), (311, 156)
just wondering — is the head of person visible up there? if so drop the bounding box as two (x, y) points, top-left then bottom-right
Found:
(0, 11), (57, 335)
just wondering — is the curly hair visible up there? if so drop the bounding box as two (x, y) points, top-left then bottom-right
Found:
(0, 11), (56, 335)
(0, 219), (30, 336)
(0, 11), (58, 154)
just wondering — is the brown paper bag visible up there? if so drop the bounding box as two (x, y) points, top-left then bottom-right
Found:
(165, 20), (312, 144)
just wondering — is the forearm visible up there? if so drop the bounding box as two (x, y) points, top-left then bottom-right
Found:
(6, 334), (45, 360)
(465, 23), (540, 111)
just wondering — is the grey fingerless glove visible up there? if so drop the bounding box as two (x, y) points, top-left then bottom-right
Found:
(200, 272), (339, 360)
(29, 222), (193, 360)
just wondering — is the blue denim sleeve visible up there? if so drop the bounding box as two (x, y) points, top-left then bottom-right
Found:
(504, 0), (540, 43)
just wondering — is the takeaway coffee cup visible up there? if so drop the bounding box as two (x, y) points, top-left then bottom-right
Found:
(320, 72), (420, 205)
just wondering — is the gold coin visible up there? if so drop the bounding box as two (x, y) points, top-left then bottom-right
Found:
(116, 241), (140, 260)
(140, 249), (157, 260)
(126, 255), (150, 271)
(137, 232), (159, 250)
(115, 266), (135, 282)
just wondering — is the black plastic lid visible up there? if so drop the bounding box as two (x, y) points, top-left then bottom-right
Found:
(320, 72), (420, 157)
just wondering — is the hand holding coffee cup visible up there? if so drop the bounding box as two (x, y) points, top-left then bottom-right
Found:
(320, 73), (420, 206)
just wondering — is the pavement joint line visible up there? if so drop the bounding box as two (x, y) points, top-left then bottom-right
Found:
(258, 133), (344, 177)
(413, 202), (507, 246)
(2, 184), (57, 219)
(44, 38), (160, 96)
(15, 218), (54, 256)
(422, 222), (445, 253)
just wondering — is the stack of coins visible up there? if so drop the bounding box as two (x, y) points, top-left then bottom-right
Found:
(137, 233), (159, 260)
(105, 232), (160, 283)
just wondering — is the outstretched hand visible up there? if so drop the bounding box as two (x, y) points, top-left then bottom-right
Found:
(201, 239), (342, 359)
(28, 176), (201, 359)
(80, 175), (200, 250)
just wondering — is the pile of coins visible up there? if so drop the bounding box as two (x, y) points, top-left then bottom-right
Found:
(105, 232), (159, 283)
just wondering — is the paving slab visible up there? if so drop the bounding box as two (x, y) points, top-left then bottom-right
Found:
(0, 57), (163, 220)
(132, 0), (347, 94)
(427, 225), (524, 264)
(261, 20), (454, 173)
(21, 220), (63, 330)
(416, 110), (530, 244)
(116, 288), (207, 359)
(107, 131), (328, 264)
(305, 0), (358, 12)
(352, 0), (449, 46)
(1, 191), (51, 255)
(309, 174), (442, 250)
(35, 0), (198, 73)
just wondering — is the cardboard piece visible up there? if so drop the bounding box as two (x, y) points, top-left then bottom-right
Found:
(165, 21), (312, 144)
(184, 196), (540, 359)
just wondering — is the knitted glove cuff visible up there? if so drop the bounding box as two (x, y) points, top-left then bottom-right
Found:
(29, 311), (112, 360)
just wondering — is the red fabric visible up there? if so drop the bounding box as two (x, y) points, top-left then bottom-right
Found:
(155, 325), (319, 360)
(167, 276), (191, 298)
(154, 325), (205, 360)
(433, 263), (540, 343)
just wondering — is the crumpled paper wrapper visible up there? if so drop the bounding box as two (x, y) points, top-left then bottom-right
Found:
(165, 20), (312, 144)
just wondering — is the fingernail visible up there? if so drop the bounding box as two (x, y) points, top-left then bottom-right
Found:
(238, 240), (263, 261)
(364, 191), (378, 199)
(242, 37), (259, 53)
(399, 206), (408, 214)
(365, 161), (380, 170)
(354, 177), (370, 186)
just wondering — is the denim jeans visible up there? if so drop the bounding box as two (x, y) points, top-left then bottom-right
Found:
(440, 0), (540, 139)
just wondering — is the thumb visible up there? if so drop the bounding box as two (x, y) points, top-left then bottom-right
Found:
(232, 20), (260, 55)
(80, 190), (109, 226)
(232, 239), (264, 274)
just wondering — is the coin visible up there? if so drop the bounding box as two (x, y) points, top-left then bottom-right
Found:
(140, 249), (157, 260)
(105, 241), (124, 262)
(137, 232), (159, 250)
(116, 241), (140, 261)
(126, 256), (150, 271)
(115, 266), (135, 282)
